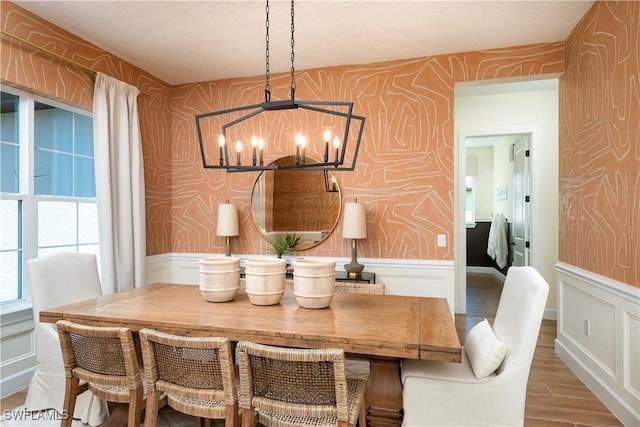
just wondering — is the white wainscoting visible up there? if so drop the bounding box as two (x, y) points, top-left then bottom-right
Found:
(555, 262), (640, 426)
(146, 253), (456, 314)
(0, 307), (36, 399)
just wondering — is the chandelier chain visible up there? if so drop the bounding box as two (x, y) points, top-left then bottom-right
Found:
(290, 0), (296, 92)
(265, 0), (271, 99)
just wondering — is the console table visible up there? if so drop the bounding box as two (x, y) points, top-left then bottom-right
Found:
(335, 270), (376, 283)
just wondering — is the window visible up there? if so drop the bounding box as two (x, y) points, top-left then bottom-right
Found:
(0, 88), (98, 305)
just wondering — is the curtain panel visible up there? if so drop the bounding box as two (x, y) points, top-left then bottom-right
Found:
(93, 72), (146, 294)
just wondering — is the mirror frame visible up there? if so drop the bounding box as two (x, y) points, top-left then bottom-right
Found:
(250, 156), (342, 251)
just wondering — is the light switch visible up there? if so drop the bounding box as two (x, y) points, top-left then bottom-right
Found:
(437, 234), (446, 247)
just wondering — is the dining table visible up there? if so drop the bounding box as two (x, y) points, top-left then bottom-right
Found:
(40, 283), (461, 427)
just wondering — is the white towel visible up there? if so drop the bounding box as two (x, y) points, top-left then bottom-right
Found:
(487, 214), (499, 260)
(487, 214), (509, 268)
(494, 214), (508, 268)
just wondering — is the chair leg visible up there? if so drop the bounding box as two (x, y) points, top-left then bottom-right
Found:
(358, 399), (367, 427)
(195, 417), (212, 427)
(127, 388), (145, 427)
(241, 407), (256, 427)
(61, 377), (80, 427)
(143, 390), (161, 427)
(226, 401), (240, 427)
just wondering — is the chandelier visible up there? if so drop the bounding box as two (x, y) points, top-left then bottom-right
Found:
(195, 0), (365, 173)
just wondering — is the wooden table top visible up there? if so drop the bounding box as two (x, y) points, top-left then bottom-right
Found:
(40, 283), (460, 362)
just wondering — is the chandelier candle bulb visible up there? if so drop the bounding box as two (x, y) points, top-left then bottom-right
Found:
(301, 136), (307, 164)
(323, 129), (330, 162)
(218, 135), (225, 166)
(251, 136), (258, 166)
(236, 141), (242, 166)
(333, 136), (340, 164)
(258, 138), (264, 166)
(295, 133), (301, 164)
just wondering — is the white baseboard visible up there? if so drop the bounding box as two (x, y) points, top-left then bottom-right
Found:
(556, 339), (638, 426)
(1, 368), (33, 400)
(555, 262), (639, 426)
(465, 266), (505, 281)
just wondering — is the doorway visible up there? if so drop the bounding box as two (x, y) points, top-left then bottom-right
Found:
(457, 130), (533, 314)
(454, 77), (560, 315)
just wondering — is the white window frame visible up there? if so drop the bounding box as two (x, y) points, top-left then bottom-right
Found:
(1, 86), (96, 315)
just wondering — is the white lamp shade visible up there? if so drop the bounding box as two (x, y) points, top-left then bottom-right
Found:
(342, 202), (367, 239)
(216, 203), (239, 237)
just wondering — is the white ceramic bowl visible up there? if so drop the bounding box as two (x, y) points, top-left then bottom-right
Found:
(293, 258), (336, 309)
(199, 286), (239, 303)
(246, 289), (285, 306)
(199, 257), (241, 290)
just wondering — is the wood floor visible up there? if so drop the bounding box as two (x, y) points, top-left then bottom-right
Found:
(1, 273), (624, 426)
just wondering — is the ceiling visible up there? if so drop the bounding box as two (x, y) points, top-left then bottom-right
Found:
(13, 0), (594, 86)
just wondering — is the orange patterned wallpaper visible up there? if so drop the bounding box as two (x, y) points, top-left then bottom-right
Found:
(559, 1), (640, 287)
(170, 44), (564, 260)
(2, 1), (566, 262)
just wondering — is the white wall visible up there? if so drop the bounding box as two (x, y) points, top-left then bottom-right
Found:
(455, 80), (559, 315)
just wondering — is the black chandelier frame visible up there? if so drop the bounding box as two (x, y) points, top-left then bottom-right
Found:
(195, 0), (365, 173)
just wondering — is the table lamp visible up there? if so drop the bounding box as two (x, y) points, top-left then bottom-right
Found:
(342, 201), (367, 278)
(217, 202), (239, 256)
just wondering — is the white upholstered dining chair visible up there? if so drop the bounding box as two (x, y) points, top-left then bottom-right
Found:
(401, 266), (549, 426)
(24, 252), (109, 426)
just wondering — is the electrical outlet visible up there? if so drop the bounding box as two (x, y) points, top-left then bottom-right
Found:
(584, 319), (590, 336)
(437, 234), (446, 247)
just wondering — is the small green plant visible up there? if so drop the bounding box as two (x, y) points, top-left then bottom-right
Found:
(269, 233), (301, 257)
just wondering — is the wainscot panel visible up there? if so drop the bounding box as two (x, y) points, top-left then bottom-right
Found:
(0, 309), (36, 399)
(145, 254), (455, 315)
(556, 262), (640, 427)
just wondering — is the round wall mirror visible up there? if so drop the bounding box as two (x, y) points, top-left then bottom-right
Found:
(251, 156), (342, 251)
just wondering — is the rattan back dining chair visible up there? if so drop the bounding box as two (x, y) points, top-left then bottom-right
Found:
(139, 329), (239, 427)
(56, 320), (144, 427)
(237, 341), (367, 427)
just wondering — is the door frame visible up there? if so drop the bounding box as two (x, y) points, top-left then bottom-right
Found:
(455, 127), (538, 314)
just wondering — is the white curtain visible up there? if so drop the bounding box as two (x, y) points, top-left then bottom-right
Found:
(93, 72), (146, 294)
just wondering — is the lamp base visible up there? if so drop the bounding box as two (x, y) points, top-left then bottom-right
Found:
(344, 239), (364, 278)
(225, 237), (231, 257)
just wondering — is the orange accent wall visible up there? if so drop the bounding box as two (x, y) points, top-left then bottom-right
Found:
(170, 44), (564, 260)
(2, 1), (567, 262)
(559, 1), (640, 287)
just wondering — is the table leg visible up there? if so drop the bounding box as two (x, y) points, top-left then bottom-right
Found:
(365, 357), (403, 427)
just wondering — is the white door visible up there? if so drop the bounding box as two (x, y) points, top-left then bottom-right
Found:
(511, 135), (530, 266)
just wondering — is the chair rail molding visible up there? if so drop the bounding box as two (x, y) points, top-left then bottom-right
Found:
(555, 262), (640, 427)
